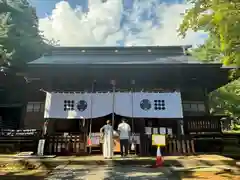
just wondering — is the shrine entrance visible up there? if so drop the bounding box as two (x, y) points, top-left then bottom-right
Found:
(87, 114), (130, 154)
(43, 91), (184, 156)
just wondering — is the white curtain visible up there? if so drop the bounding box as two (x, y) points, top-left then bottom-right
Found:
(115, 92), (132, 117)
(44, 92), (112, 119)
(115, 92), (183, 118)
(44, 92), (183, 119)
(91, 93), (113, 118)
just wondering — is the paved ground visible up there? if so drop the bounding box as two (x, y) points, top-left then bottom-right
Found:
(43, 155), (239, 180)
(0, 154), (239, 180)
(44, 164), (176, 180)
(44, 164), (239, 180)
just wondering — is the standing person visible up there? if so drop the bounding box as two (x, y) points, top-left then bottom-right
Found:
(118, 118), (131, 157)
(100, 120), (114, 159)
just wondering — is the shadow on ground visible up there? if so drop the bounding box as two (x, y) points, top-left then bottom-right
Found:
(105, 166), (178, 180)
(174, 169), (240, 180)
(0, 156), (239, 180)
(0, 173), (45, 180)
(0, 167), (239, 180)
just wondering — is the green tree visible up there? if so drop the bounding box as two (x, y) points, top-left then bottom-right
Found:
(209, 80), (240, 118)
(190, 35), (221, 63)
(179, 0), (240, 67)
(0, 45), (10, 65)
(0, 0), (51, 67)
(179, 0), (240, 122)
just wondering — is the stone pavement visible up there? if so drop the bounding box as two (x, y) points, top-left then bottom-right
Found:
(44, 164), (177, 180)
(43, 155), (239, 180)
(0, 154), (238, 179)
(44, 164), (240, 180)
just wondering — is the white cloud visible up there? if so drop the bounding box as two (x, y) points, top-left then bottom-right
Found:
(39, 0), (206, 46)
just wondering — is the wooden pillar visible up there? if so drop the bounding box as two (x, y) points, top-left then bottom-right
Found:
(138, 118), (146, 156)
(203, 88), (210, 115)
(177, 66), (184, 139)
(131, 79), (135, 133)
(19, 104), (27, 129)
(110, 80), (116, 128)
(177, 87), (184, 139)
(19, 75), (28, 129)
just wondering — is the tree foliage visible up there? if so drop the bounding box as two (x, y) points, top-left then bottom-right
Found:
(0, 0), (51, 67)
(0, 45), (10, 65)
(179, 0), (240, 67)
(179, 0), (240, 120)
(209, 80), (240, 118)
(190, 34), (222, 62)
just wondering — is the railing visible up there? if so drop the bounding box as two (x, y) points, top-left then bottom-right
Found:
(140, 135), (195, 156)
(46, 134), (87, 155)
(0, 129), (41, 153)
(46, 134), (196, 156)
(166, 137), (195, 155)
(184, 119), (221, 134)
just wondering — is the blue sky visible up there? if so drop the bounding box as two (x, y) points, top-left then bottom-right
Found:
(32, 0), (205, 46)
(31, 0), (184, 18)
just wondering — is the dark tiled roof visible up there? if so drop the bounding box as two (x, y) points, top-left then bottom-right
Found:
(29, 54), (206, 65)
(28, 46), (219, 65)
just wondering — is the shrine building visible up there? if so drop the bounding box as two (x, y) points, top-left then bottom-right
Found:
(0, 46), (231, 155)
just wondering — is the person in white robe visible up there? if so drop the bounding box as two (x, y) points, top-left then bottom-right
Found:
(100, 120), (114, 159)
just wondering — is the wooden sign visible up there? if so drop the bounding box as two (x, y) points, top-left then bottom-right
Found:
(152, 134), (166, 146)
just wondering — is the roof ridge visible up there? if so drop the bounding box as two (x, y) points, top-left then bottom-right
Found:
(46, 46), (191, 56)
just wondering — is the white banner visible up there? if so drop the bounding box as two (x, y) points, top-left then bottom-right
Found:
(44, 92), (112, 119)
(115, 92), (183, 118)
(44, 92), (183, 119)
